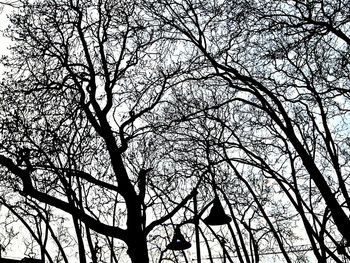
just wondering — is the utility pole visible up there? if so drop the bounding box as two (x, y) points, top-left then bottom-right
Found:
(193, 192), (201, 263)
(0, 244), (3, 258)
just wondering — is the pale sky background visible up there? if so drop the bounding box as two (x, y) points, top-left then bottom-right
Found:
(0, 3), (12, 74)
(0, 3), (29, 261)
(0, 2), (339, 263)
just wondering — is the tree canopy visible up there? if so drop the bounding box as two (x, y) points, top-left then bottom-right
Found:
(0, 0), (350, 262)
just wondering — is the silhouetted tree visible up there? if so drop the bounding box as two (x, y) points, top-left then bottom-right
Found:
(0, 0), (197, 262)
(2, 0), (350, 262)
(146, 0), (350, 261)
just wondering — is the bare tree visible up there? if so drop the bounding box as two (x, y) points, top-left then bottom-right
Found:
(0, 0), (198, 262)
(145, 0), (350, 261)
(2, 0), (350, 262)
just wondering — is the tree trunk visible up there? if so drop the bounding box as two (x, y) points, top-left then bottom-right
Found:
(126, 231), (149, 263)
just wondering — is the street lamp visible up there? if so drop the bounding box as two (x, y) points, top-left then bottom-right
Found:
(166, 226), (192, 251)
(203, 194), (232, 226)
(167, 190), (231, 262)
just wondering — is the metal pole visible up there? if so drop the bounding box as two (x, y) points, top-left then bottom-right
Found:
(193, 193), (201, 263)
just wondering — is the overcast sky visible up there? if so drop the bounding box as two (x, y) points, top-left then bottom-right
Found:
(0, 4), (12, 75)
(0, 4), (13, 49)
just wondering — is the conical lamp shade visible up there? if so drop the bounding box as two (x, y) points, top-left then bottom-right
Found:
(167, 228), (192, 250)
(203, 197), (232, 226)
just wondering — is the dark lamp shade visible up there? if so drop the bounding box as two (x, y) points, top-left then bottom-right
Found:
(203, 197), (232, 226)
(167, 229), (192, 250)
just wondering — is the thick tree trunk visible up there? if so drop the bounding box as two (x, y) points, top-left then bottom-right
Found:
(126, 231), (149, 263)
(287, 131), (350, 242)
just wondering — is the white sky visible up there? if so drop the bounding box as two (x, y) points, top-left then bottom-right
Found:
(0, 2), (338, 263)
(0, 4), (11, 37)
(0, 4), (26, 261)
(0, 3), (12, 74)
